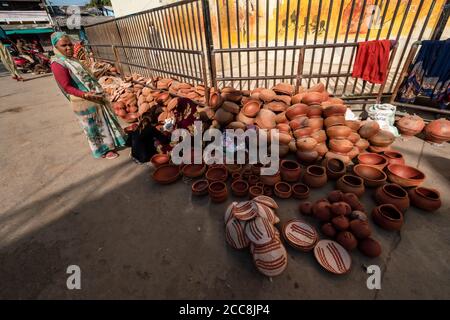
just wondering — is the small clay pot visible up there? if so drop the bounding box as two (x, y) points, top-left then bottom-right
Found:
(408, 187), (442, 212)
(372, 204), (404, 231)
(374, 183), (410, 212)
(329, 139), (353, 153)
(182, 164), (207, 178)
(280, 160), (302, 182)
(386, 164), (425, 188)
(296, 137), (318, 152)
(299, 201), (313, 215)
(397, 115), (425, 136)
(369, 130), (395, 147)
(292, 183), (310, 199)
(326, 125), (352, 139)
(369, 145), (392, 154)
(293, 126), (313, 139)
(205, 166), (228, 182)
(323, 105), (347, 118)
(249, 185), (264, 199)
(312, 200), (332, 222)
(321, 223), (337, 238)
(345, 120), (361, 132)
(358, 237), (382, 257)
(331, 215), (350, 231)
(336, 231), (358, 251)
(328, 190), (344, 203)
(302, 92), (323, 105)
(359, 121), (380, 139)
(303, 165), (327, 188)
(260, 170), (282, 186)
(382, 150), (405, 166)
(353, 164), (387, 188)
(357, 153), (388, 171)
(151, 154), (170, 168)
(324, 115), (346, 128)
(307, 105), (323, 118)
(192, 179), (209, 196)
(231, 179), (249, 197)
(323, 158), (347, 180)
(286, 103), (309, 120)
(424, 118), (450, 144)
(331, 202), (351, 216)
(152, 164), (181, 184)
(343, 193), (365, 211)
(336, 175), (365, 198)
(355, 139), (370, 152)
(311, 129), (327, 143)
(208, 181), (228, 203)
(347, 147), (360, 160)
(231, 172), (242, 181)
(347, 132), (361, 144)
(349, 220), (371, 240)
(274, 182), (292, 199)
(248, 175), (260, 186)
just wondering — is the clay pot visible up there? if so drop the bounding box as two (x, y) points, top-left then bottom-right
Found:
(369, 130), (395, 147)
(408, 187), (442, 212)
(324, 115), (346, 128)
(303, 165), (327, 188)
(192, 179), (209, 196)
(424, 118), (450, 144)
(291, 92), (305, 104)
(242, 100), (261, 117)
(382, 150), (405, 166)
(357, 153), (388, 170)
(248, 175), (260, 186)
(272, 82), (294, 96)
(329, 139), (353, 153)
(323, 158), (346, 180)
(347, 132), (361, 144)
(273, 95), (291, 106)
(326, 125), (352, 139)
(345, 120), (361, 132)
(302, 92), (323, 105)
(323, 105), (347, 118)
(397, 115), (425, 136)
(152, 164), (181, 184)
(182, 164), (207, 178)
(315, 143), (329, 157)
(312, 200), (332, 222)
(328, 190), (344, 203)
(274, 182), (292, 199)
(358, 238), (382, 257)
(259, 89), (277, 103)
(321, 223), (337, 238)
(306, 117), (324, 131)
(249, 185), (264, 199)
(307, 105), (323, 118)
(374, 183), (410, 212)
(276, 132), (294, 145)
(151, 154), (170, 168)
(332, 215), (350, 231)
(263, 186), (274, 197)
(386, 164), (425, 188)
(276, 123), (291, 134)
(331, 202), (351, 216)
(349, 220), (371, 239)
(222, 101), (240, 114)
(231, 179), (249, 197)
(275, 112), (288, 124)
(205, 166), (228, 182)
(260, 170), (282, 186)
(372, 204), (404, 231)
(296, 137), (318, 151)
(336, 231), (357, 251)
(359, 121), (380, 139)
(311, 129), (327, 143)
(355, 139), (370, 152)
(308, 83), (325, 92)
(286, 103), (309, 120)
(209, 92), (223, 109)
(231, 172), (242, 181)
(343, 193), (365, 211)
(299, 201), (313, 215)
(368, 145), (392, 153)
(237, 112), (254, 125)
(292, 183), (310, 199)
(280, 160), (302, 182)
(296, 150), (319, 165)
(255, 109), (277, 129)
(336, 175), (365, 198)
(208, 181), (228, 203)
(293, 126), (313, 139)
(353, 164), (387, 188)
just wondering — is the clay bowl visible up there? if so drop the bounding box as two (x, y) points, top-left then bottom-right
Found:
(357, 153), (388, 170)
(274, 182), (293, 199)
(324, 115), (346, 128)
(231, 179), (249, 197)
(307, 105), (323, 117)
(382, 150), (405, 166)
(303, 165), (327, 188)
(205, 166), (229, 182)
(345, 120), (361, 132)
(296, 137), (318, 152)
(336, 175), (365, 198)
(386, 164), (425, 187)
(353, 164), (387, 188)
(152, 164), (181, 184)
(280, 160), (301, 182)
(329, 139), (353, 154)
(326, 125), (352, 139)
(192, 179), (209, 196)
(323, 158), (346, 180)
(208, 181), (228, 203)
(369, 130), (395, 147)
(372, 204), (404, 231)
(323, 105), (347, 118)
(408, 187), (442, 212)
(151, 154), (170, 168)
(249, 185), (264, 199)
(293, 127), (313, 139)
(182, 164), (207, 178)
(286, 104), (310, 120)
(242, 100), (261, 117)
(292, 183), (310, 199)
(302, 92), (323, 105)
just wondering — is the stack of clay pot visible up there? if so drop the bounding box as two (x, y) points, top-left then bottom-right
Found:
(299, 190), (382, 258)
(224, 196), (288, 277)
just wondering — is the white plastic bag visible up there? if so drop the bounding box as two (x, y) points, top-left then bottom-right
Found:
(367, 103), (399, 136)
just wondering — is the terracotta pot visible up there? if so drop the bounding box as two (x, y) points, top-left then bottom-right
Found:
(205, 166), (228, 182)
(326, 125), (352, 139)
(382, 150), (405, 166)
(303, 165), (327, 188)
(276, 123), (291, 134)
(408, 187), (442, 212)
(151, 154), (170, 168)
(372, 204), (404, 231)
(323, 158), (346, 180)
(275, 111), (288, 124)
(280, 160), (302, 182)
(242, 100), (261, 117)
(358, 238), (382, 257)
(273, 95), (292, 106)
(274, 182), (292, 199)
(286, 103), (309, 120)
(347, 132), (361, 144)
(231, 172), (242, 181)
(255, 109), (277, 129)
(152, 164), (181, 184)
(208, 181), (228, 203)
(336, 231), (357, 251)
(353, 164), (387, 188)
(359, 121), (380, 139)
(289, 116), (308, 130)
(296, 137), (318, 151)
(315, 143), (328, 157)
(302, 92), (323, 105)
(249, 185), (264, 199)
(323, 105), (347, 118)
(345, 120), (361, 132)
(182, 164), (207, 178)
(331, 202), (351, 216)
(349, 220), (371, 240)
(312, 200), (332, 222)
(397, 115), (425, 136)
(424, 118), (450, 144)
(386, 164), (425, 188)
(374, 183), (409, 212)
(291, 92), (306, 104)
(248, 175), (260, 186)
(209, 92), (223, 109)
(293, 126), (313, 139)
(355, 138), (370, 152)
(328, 190), (344, 203)
(321, 223), (337, 238)
(299, 201), (313, 215)
(260, 170), (282, 186)
(296, 150), (319, 164)
(276, 132), (293, 145)
(242, 168), (252, 180)
(237, 111), (254, 126)
(251, 163), (264, 175)
(307, 105), (323, 118)
(308, 82), (325, 92)
(324, 115), (346, 128)
(226, 164), (243, 174)
(272, 82), (294, 96)
(357, 152), (388, 170)
(332, 215), (350, 231)
(369, 130), (395, 147)
(329, 139), (353, 153)
(192, 179), (209, 196)
(292, 183), (310, 199)
(231, 179), (249, 197)
(306, 117), (324, 131)
(336, 175), (365, 198)
(343, 192), (365, 211)
(311, 129), (327, 143)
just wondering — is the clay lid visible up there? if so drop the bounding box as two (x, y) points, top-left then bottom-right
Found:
(245, 216), (276, 245)
(282, 219), (318, 251)
(313, 239), (352, 275)
(232, 201), (258, 221)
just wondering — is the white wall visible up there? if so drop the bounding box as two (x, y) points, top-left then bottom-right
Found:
(110, 0), (178, 18)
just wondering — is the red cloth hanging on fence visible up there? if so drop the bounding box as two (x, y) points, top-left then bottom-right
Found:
(352, 39), (391, 84)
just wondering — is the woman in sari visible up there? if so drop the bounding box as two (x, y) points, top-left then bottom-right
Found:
(50, 32), (126, 159)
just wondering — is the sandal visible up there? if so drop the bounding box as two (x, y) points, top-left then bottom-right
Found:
(102, 151), (119, 160)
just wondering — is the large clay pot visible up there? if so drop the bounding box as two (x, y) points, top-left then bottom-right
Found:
(296, 137), (318, 151)
(353, 164), (387, 188)
(292, 183), (310, 199)
(323, 158), (346, 180)
(326, 125), (352, 139)
(397, 115), (425, 136)
(336, 175), (365, 198)
(424, 118), (450, 144)
(260, 170), (282, 186)
(329, 139), (353, 153)
(408, 187), (442, 212)
(369, 130), (395, 147)
(358, 238), (382, 257)
(372, 204), (404, 231)
(274, 182), (292, 199)
(357, 153), (388, 170)
(374, 183), (410, 212)
(208, 181), (228, 203)
(303, 165), (327, 188)
(280, 160), (302, 182)
(152, 164), (181, 184)
(386, 164), (425, 188)
(359, 121), (380, 139)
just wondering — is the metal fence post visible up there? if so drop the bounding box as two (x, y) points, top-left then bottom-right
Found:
(201, 0), (216, 97)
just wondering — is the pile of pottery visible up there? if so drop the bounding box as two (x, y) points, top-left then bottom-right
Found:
(224, 197), (287, 277)
(396, 115), (450, 144)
